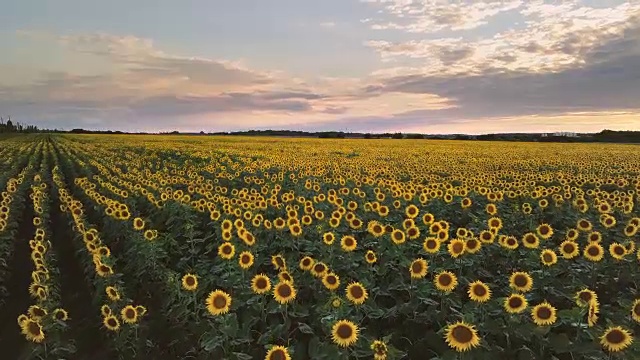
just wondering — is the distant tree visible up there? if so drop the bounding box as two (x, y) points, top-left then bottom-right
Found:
(391, 132), (404, 139)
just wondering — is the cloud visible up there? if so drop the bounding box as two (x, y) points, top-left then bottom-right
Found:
(362, 0), (523, 33)
(319, 22), (336, 28)
(367, 19), (640, 121)
(366, 2), (640, 75)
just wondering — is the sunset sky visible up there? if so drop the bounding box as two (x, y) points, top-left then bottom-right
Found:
(1, 0), (639, 134)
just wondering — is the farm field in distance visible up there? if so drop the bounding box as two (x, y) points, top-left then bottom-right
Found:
(0, 134), (639, 360)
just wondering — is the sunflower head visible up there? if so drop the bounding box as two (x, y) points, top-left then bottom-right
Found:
(273, 281), (297, 304)
(600, 326), (633, 352)
(448, 239), (466, 258)
(435, 271), (458, 292)
(631, 299), (640, 323)
(322, 273), (340, 291)
(575, 289), (597, 307)
(181, 273), (198, 291)
(365, 250), (377, 264)
(206, 290), (232, 316)
(265, 345), (292, 360)
(531, 301), (557, 326)
(509, 272), (533, 292)
(53, 308), (69, 321)
(409, 258), (428, 279)
(21, 319), (45, 343)
(444, 321), (480, 352)
(311, 262), (328, 277)
(584, 243), (604, 262)
(251, 274), (272, 294)
(238, 251), (254, 269)
(468, 281), (491, 302)
(299, 256), (315, 271)
(504, 293), (528, 314)
(345, 282), (368, 305)
(121, 305), (139, 324)
(331, 320), (359, 347)
(103, 315), (120, 331)
(540, 249), (558, 266)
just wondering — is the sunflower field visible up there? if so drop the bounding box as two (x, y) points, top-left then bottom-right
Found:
(0, 134), (639, 360)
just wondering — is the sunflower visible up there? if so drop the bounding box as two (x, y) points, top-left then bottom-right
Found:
(588, 301), (599, 327)
(322, 273), (340, 291)
(600, 326), (633, 352)
(444, 321), (480, 352)
(405, 226), (420, 240)
(423, 237), (441, 253)
(133, 217), (145, 231)
(331, 320), (359, 347)
(479, 230), (494, 243)
(509, 272), (533, 292)
(340, 235), (357, 252)
(631, 299), (640, 323)
(365, 250), (377, 264)
(206, 290), (232, 315)
(143, 229), (156, 241)
(371, 339), (389, 360)
(311, 262), (328, 277)
(405, 204), (419, 218)
(331, 297), (342, 308)
(105, 286), (121, 301)
(488, 217), (502, 229)
(345, 282), (368, 305)
(181, 273), (198, 291)
(522, 233), (540, 249)
(17, 314), (28, 326)
(422, 213), (435, 225)
(101, 304), (112, 317)
(565, 228), (579, 241)
(575, 289), (598, 307)
(502, 236), (519, 250)
(559, 240), (579, 259)
(468, 281), (491, 303)
(251, 274), (272, 294)
(540, 249), (558, 266)
(121, 305), (139, 324)
(609, 243), (626, 260)
(536, 224), (553, 239)
(587, 231), (602, 243)
(368, 221), (385, 237)
(323, 232), (335, 245)
(96, 263), (114, 277)
(273, 281), (297, 304)
(447, 239), (465, 258)
(465, 238), (481, 254)
(238, 251), (255, 269)
(271, 254), (286, 270)
(218, 243), (235, 260)
(264, 345), (292, 360)
(531, 301), (557, 326)
(21, 319), (45, 343)
(299, 256), (315, 271)
(504, 293), (528, 313)
(103, 315), (121, 331)
(577, 219), (592, 232)
(53, 308), (69, 321)
(434, 271), (458, 292)
(583, 243), (604, 262)
(390, 229), (406, 245)
(409, 258), (428, 279)
(624, 224), (638, 237)
(278, 271), (294, 284)
(28, 305), (47, 319)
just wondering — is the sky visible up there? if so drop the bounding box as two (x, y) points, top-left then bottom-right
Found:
(1, 0), (639, 134)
